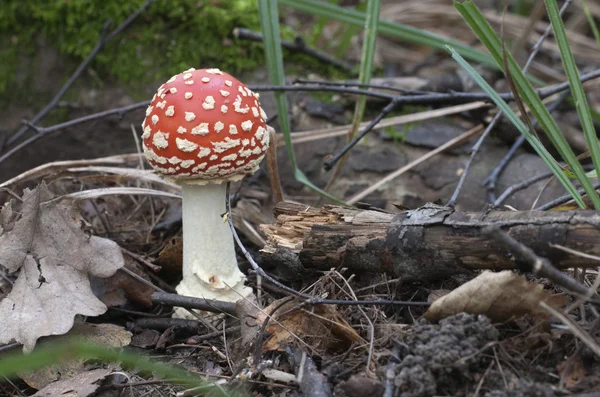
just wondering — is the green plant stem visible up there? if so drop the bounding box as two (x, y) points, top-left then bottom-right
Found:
(455, 0), (600, 209)
(447, 47), (584, 208)
(280, 0), (495, 68)
(323, 0), (380, 195)
(257, 0), (346, 205)
(0, 340), (234, 395)
(546, 0), (600, 195)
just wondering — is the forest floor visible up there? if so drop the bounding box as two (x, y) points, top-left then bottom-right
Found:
(2, 1), (600, 396)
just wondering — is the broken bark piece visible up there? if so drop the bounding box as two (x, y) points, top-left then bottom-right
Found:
(260, 202), (600, 281)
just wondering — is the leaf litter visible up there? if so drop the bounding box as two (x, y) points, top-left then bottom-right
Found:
(0, 182), (124, 352)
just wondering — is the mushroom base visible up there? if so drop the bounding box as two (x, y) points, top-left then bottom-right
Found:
(173, 183), (252, 319)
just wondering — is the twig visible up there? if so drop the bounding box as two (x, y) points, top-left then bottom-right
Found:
(485, 91), (570, 203)
(4, 0), (156, 149)
(119, 266), (218, 332)
(266, 126), (284, 203)
(151, 291), (237, 316)
(347, 125), (484, 204)
(133, 318), (204, 332)
(121, 247), (161, 272)
(187, 326), (241, 344)
(323, 99), (400, 171)
(535, 183), (600, 210)
(0, 101), (150, 167)
(5, 66), (599, 169)
(233, 27), (354, 72)
(447, 0), (572, 207)
(494, 161), (594, 207)
(493, 171), (554, 207)
(287, 347), (332, 397)
(483, 0), (573, 202)
(483, 225), (599, 301)
(306, 298), (430, 307)
(225, 183), (310, 299)
(446, 113), (500, 207)
(541, 301), (600, 358)
(292, 78), (432, 95)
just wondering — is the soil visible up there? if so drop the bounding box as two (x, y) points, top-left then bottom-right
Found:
(1, 29), (598, 397)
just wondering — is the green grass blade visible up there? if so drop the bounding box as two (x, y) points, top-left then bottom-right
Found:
(257, 0), (346, 205)
(546, 0), (600, 185)
(582, 0), (600, 48)
(454, 0), (600, 209)
(352, 0), (380, 133)
(0, 340), (237, 395)
(279, 0), (496, 68)
(447, 46), (585, 208)
(257, 0), (293, 166)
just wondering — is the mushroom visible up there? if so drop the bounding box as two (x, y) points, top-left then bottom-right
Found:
(141, 68), (269, 314)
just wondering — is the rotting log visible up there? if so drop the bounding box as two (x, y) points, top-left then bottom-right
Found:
(259, 202), (600, 282)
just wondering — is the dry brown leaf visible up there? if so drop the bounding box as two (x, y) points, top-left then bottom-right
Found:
(558, 358), (587, 388)
(427, 289), (451, 302)
(94, 256), (155, 308)
(0, 200), (17, 235)
(264, 300), (362, 352)
(31, 368), (112, 397)
(155, 237), (183, 282)
(236, 299), (363, 354)
(424, 271), (567, 323)
(0, 183), (124, 352)
(20, 322), (131, 390)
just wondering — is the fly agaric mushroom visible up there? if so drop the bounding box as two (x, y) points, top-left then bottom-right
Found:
(141, 67), (269, 312)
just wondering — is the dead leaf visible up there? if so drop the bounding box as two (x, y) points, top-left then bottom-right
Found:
(558, 358), (587, 388)
(31, 368), (112, 397)
(131, 329), (160, 348)
(424, 271), (568, 323)
(427, 289), (451, 302)
(155, 237), (183, 282)
(0, 200), (17, 235)
(238, 299), (362, 353)
(0, 183), (124, 352)
(94, 256), (154, 308)
(20, 322), (131, 390)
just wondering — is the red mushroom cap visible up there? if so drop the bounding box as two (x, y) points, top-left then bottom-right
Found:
(141, 68), (270, 184)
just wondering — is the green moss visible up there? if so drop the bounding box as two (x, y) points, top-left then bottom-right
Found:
(0, 0), (265, 99)
(0, 0), (357, 108)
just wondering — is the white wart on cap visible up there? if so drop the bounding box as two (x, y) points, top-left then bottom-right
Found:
(142, 68), (269, 184)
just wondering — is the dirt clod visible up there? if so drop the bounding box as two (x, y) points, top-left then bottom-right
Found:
(394, 313), (499, 396)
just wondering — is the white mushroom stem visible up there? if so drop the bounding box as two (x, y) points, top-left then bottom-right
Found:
(175, 183), (252, 307)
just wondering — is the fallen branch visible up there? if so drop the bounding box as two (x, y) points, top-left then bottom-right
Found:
(260, 202), (600, 281)
(233, 27), (354, 72)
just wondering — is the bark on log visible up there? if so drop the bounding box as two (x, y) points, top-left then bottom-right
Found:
(259, 202), (600, 282)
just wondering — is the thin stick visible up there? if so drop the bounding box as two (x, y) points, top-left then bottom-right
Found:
(266, 126), (284, 203)
(483, 0), (573, 202)
(119, 266), (218, 332)
(483, 225), (599, 301)
(151, 292), (237, 316)
(448, 0), (572, 206)
(4, 66), (599, 167)
(225, 183), (310, 299)
(446, 114), (500, 207)
(233, 27), (354, 72)
(485, 91), (570, 203)
(536, 183), (600, 210)
(121, 247), (162, 272)
(347, 125), (484, 204)
(4, 0), (156, 149)
(541, 301), (600, 358)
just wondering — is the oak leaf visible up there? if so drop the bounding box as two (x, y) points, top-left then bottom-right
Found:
(424, 271), (567, 322)
(0, 183), (124, 352)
